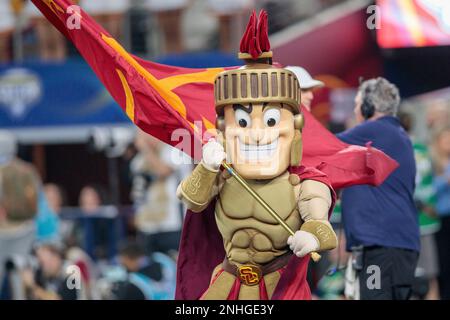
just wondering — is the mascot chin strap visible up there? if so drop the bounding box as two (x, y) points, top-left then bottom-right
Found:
(290, 130), (302, 167)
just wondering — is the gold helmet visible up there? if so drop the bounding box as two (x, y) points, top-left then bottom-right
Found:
(214, 10), (302, 117)
(214, 11), (304, 167)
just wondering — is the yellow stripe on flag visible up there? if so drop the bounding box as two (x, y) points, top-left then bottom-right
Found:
(102, 34), (188, 119)
(159, 68), (224, 90)
(116, 69), (135, 122)
(42, 0), (64, 15)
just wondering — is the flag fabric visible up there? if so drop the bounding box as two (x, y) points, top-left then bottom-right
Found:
(31, 0), (398, 189)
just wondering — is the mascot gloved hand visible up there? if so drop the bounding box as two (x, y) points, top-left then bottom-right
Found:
(202, 139), (226, 171)
(287, 231), (320, 258)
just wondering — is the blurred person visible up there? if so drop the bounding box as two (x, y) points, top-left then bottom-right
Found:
(115, 241), (176, 300)
(44, 183), (65, 215)
(131, 130), (191, 256)
(145, 0), (189, 54)
(66, 247), (97, 300)
(399, 112), (440, 300)
(426, 99), (449, 129)
(46, 185), (97, 298)
(286, 66), (324, 111)
(26, 0), (66, 60)
(22, 242), (79, 300)
(0, 0), (17, 62)
(43, 183), (75, 245)
(313, 199), (350, 300)
(80, 0), (130, 42)
(432, 126), (450, 300)
(0, 130), (39, 297)
(78, 184), (116, 261)
(79, 185), (104, 214)
(337, 78), (420, 300)
(35, 189), (60, 242)
(314, 226), (349, 300)
(207, 0), (254, 52)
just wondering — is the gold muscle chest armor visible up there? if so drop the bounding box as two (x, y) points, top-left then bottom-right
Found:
(215, 172), (302, 265)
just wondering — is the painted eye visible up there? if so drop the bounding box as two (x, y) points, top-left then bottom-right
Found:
(263, 109), (280, 127)
(235, 109), (251, 128)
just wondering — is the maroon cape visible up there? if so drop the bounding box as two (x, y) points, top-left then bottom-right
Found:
(175, 166), (336, 300)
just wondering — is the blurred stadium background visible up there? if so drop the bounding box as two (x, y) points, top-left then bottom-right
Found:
(0, 0), (449, 300)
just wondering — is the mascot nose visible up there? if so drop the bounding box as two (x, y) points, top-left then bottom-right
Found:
(249, 126), (266, 144)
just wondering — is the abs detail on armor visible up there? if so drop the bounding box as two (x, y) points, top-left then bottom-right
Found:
(216, 172), (302, 265)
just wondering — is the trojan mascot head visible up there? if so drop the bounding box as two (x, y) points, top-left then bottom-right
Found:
(214, 10), (304, 180)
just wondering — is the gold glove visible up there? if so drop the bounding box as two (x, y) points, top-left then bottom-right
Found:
(178, 162), (219, 210)
(300, 220), (337, 251)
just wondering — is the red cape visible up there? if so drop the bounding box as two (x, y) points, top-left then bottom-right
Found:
(175, 166), (335, 300)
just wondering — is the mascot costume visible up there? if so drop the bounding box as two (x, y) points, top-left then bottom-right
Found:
(31, 1), (399, 300)
(177, 11), (337, 300)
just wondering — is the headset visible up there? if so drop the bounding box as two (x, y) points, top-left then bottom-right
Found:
(361, 94), (375, 120)
(360, 77), (383, 120)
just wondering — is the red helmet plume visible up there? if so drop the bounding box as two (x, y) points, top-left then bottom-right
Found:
(239, 10), (271, 60)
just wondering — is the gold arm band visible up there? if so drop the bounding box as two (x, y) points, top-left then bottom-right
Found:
(180, 162), (218, 207)
(300, 220), (338, 251)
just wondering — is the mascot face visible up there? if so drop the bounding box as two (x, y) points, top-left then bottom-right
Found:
(223, 102), (295, 179)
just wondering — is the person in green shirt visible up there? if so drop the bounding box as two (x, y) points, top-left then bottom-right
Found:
(400, 113), (440, 300)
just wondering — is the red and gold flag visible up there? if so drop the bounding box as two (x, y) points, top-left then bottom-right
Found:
(31, 0), (398, 189)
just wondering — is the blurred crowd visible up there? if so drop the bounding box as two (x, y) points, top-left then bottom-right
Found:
(0, 0), (344, 62)
(0, 127), (190, 300)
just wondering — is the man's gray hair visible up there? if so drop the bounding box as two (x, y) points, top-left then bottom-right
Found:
(359, 77), (401, 116)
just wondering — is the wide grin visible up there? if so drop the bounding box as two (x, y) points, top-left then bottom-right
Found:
(238, 138), (279, 162)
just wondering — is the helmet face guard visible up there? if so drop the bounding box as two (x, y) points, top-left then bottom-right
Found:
(214, 65), (301, 117)
(214, 10), (301, 117)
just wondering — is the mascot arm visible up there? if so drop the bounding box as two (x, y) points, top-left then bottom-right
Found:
(297, 180), (338, 251)
(176, 162), (220, 213)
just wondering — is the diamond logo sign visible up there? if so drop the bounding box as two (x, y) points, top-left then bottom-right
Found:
(0, 68), (42, 119)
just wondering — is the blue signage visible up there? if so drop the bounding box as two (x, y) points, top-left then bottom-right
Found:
(0, 58), (131, 128)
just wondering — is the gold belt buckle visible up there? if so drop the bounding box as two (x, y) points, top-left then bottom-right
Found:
(237, 265), (262, 286)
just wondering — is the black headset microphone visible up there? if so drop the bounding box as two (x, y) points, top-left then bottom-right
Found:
(360, 77), (384, 121)
(361, 93), (376, 120)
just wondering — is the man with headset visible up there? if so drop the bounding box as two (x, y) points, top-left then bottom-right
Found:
(336, 77), (420, 300)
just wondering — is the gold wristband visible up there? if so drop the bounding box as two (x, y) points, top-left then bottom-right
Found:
(180, 162), (218, 206)
(300, 220), (338, 251)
